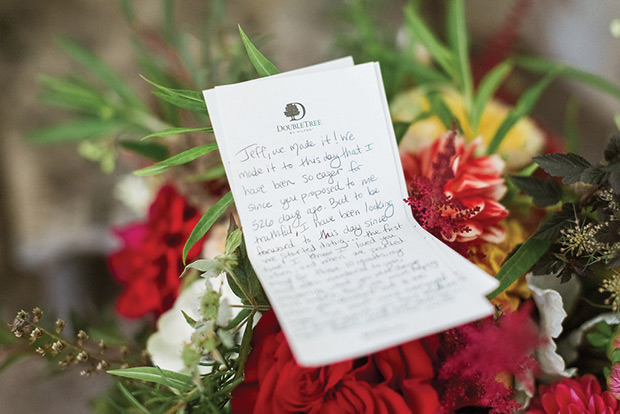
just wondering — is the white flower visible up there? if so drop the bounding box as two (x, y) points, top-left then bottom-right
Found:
(146, 274), (242, 374)
(526, 273), (577, 379)
(114, 175), (153, 215)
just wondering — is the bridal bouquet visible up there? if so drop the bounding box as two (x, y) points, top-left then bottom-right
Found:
(5, 1), (620, 413)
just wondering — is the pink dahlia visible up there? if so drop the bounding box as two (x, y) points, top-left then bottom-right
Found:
(528, 375), (620, 414)
(402, 131), (508, 250)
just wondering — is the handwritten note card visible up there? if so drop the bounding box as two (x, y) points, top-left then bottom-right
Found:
(204, 59), (498, 366)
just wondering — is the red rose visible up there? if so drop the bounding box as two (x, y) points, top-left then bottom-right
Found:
(232, 310), (439, 414)
(108, 185), (205, 318)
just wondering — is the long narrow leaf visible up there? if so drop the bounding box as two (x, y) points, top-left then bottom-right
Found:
(141, 76), (207, 113)
(405, 5), (456, 80)
(515, 55), (620, 102)
(238, 26), (280, 77)
(116, 381), (150, 414)
(487, 237), (552, 299)
(183, 191), (234, 264)
(186, 165), (227, 182)
(142, 127), (213, 140)
(134, 143), (218, 176)
(29, 119), (120, 143)
(58, 38), (145, 110)
(447, 0), (473, 108)
(486, 69), (560, 154)
(120, 140), (169, 161)
(108, 367), (193, 392)
(470, 62), (512, 133)
(428, 93), (461, 132)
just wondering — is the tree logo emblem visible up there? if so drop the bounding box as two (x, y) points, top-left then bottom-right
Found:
(284, 102), (306, 121)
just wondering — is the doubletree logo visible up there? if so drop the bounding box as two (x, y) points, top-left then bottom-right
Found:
(284, 102), (306, 121)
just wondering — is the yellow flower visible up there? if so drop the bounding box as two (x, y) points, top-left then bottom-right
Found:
(472, 219), (532, 311)
(391, 88), (545, 171)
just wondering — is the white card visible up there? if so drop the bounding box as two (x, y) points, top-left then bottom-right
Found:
(205, 60), (497, 366)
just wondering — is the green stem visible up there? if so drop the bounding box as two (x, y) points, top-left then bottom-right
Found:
(234, 310), (256, 381)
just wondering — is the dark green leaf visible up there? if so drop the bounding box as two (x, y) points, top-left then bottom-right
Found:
(510, 176), (562, 207)
(609, 171), (620, 195)
(531, 254), (564, 276)
(607, 252), (620, 269)
(119, 140), (169, 161)
(471, 62), (512, 133)
(487, 237), (553, 299)
(29, 119), (120, 143)
(134, 143), (218, 176)
(580, 166), (608, 185)
(226, 217), (269, 307)
(534, 153), (592, 184)
(486, 70), (560, 155)
(604, 135), (620, 163)
(58, 38), (145, 110)
(108, 367), (193, 392)
(238, 26), (279, 77)
(535, 203), (576, 240)
(183, 191), (234, 264)
(141, 127), (213, 141)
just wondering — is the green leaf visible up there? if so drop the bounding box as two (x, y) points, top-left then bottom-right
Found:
(141, 127), (213, 141)
(180, 259), (222, 278)
(446, 0), (473, 108)
(393, 111), (433, 145)
(604, 135), (620, 163)
(534, 203), (576, 240)
(580, 166), (608, 185)
(393, 121), (410, 145)
(141, 76), (207, 113)
(510, 176), (562, 207)
(596, 320), (613, 336)
(186, 165), (227, 182)
(225, 229), (243, 253)
(108, 367), (193, 392)
(238, 26), (280, 77)
(134, 143), (218, 176)
(119, 140), (169, 161)
(487, 237), (553, 299)
(586, 332), (609, 348)
(183, 192), (234, 264)
(116, 381), (150, 414)
(404, 5), (456, 79)
(226, 218), (269, 307)
(181, 310), (197, 328)
(612, 348), (620, 364)
(534, 153), (592, 184)
(225, 308), (252, 330)
(58, 38), (145, 110)
(29, 119), (120, 143)
(486, 69), (560, 154)
(515, 55), (620, 103)
(470, 62), (512, 133)
(427, 92), (461, 132)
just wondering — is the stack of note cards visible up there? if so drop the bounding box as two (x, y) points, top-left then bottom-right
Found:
(203, 57), (499, 367)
